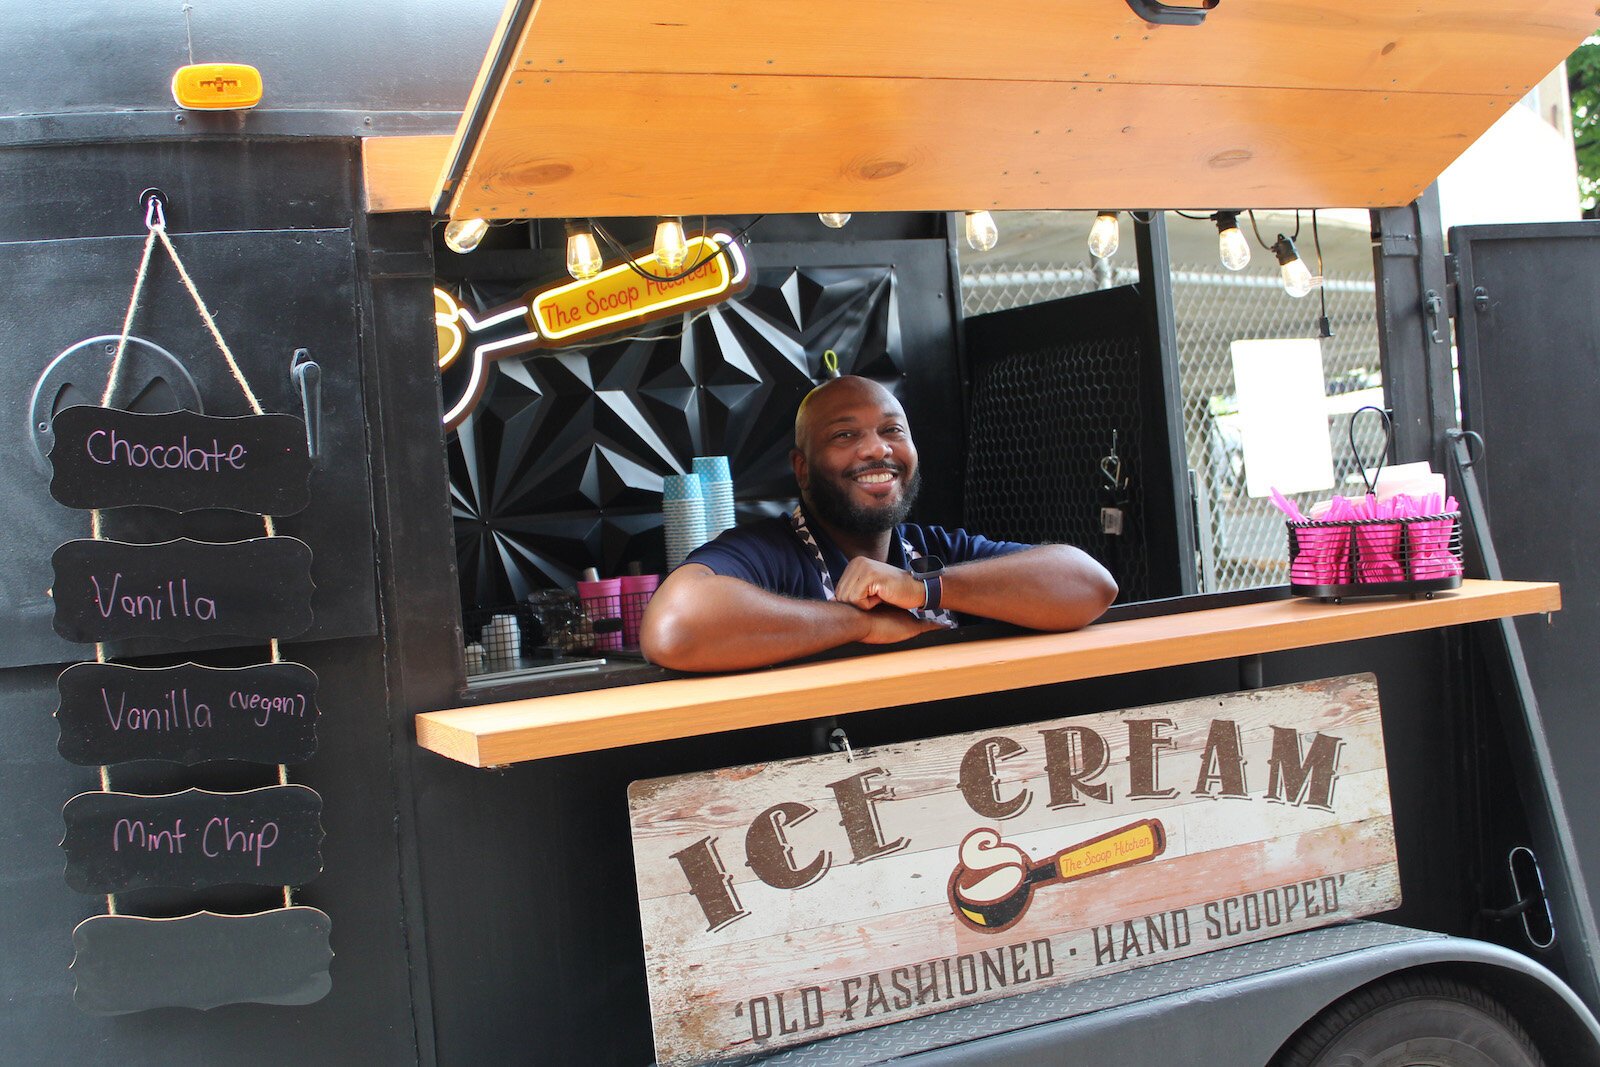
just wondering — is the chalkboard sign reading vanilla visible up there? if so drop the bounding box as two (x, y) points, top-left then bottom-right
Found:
(49, 406), (311, 515)
(61, 784), (324, 894)
(51, 536), (314, 642)
(57, 661), (319, 766)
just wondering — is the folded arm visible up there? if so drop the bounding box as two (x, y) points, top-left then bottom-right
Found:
(640, 564), (939, 672)
(834, 544), (1118, 631)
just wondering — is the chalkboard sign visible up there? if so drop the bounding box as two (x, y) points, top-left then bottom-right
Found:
(57, 661), (319, 766)
(51, 536), (315, 643)
(61, 785), (324, 894)
(49, 406), (311, 515)
(71, 906), (332, 1014)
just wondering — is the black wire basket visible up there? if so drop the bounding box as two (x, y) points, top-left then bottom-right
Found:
(1286, 512), (1463, 601)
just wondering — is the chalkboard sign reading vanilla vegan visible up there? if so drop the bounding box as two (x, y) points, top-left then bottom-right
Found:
(71, 906), (333, 1014)
(61, 784), (324, 894)
(49, 406), (311, 515)
(57, 661), (319, 766)
(51, 536), (314, 643)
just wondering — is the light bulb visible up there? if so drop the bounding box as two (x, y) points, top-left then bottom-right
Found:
(964, 210), (999, 252)
(1214, 211), (1251, 271)
(565, 222), (604, 280)
(1088, 211), (1120, 259)
(654, 217), (690, 271)
(818, 212), (851, 229)
(443, 218), (489, 254)
(1273, 234), (1316, 298)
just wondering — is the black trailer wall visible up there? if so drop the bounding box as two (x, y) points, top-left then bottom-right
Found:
(0, 139), (420, 1065)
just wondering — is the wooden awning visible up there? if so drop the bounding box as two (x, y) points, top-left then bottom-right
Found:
(364, 0), (1595, 217)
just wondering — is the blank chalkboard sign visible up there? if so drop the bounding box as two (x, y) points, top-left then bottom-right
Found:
(61, 784), (323, 894)
(49, 406), (311, 515)
(71, 906), (332, 1014)
(51, 536), (314, 643)
(57, 660), (319, 766)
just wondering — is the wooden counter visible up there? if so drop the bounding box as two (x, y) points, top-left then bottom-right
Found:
(415, 579), (1559, 767)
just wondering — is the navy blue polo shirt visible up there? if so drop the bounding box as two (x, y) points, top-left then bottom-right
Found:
(681, 508), (1030, 623)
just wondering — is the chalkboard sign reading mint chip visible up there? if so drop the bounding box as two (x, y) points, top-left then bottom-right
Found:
(61, 784), (324, 894)
(57, 661), (319, 766)
(51, 536), (314, 643)
(49, 406), (311, 515)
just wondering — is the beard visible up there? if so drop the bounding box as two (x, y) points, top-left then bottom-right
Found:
(805, 463), (922, 536)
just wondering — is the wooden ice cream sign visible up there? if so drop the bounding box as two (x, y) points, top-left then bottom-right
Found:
(628, 674), (1399, 1066)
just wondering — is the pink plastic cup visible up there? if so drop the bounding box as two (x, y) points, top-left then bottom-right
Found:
(577, 577), (624, 652)
(619, 574), (661, 649)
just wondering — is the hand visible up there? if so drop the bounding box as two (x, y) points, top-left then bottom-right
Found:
(835, 557), (924, 612)
(857, 604), (942, 644)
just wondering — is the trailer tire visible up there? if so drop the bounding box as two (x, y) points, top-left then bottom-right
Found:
(1273, 973), (1543, 1067)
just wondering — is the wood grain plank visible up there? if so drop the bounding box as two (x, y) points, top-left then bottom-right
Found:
(415, 580), (1558, 767)
(510, 0), (1589, 98)
(362, 135), (453, 213)
(447, 72), (1514, 217)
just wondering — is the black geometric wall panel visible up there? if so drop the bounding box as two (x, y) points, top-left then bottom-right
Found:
(448, 261), (905, 608)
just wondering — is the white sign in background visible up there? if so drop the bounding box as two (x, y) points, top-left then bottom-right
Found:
(1230, 337), (1337, 499)
(629, 675), (1399, 1066)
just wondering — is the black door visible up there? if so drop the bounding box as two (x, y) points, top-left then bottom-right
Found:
(1452, 219), (1600, 1004)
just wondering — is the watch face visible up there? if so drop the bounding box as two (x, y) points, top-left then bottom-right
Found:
(911, 556), (944, 578)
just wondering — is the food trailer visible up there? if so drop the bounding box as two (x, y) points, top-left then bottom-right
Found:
(5, 1), (1600, 1064)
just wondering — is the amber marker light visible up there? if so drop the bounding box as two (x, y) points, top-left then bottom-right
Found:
(171, 63), (263, 110)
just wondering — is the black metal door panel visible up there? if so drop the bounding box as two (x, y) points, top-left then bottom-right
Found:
(1453, 219), (1600, 974)
(0, 229), (376, 667)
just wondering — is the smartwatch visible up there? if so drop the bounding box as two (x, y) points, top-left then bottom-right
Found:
(909, 556), (945, 612)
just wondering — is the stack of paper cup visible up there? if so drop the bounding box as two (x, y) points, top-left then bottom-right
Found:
(663, 472), (707, 568)
(693, 455), (735, 539)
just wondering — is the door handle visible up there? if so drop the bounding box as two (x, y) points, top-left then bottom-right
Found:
(1124, 0), (1217, 26)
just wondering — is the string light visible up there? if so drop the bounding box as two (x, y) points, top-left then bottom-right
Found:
(1213, 211), (1251, 271)
(564, 220), (604, 280)
(964, 210), (999, 252)
(1273, 234), (1317, 298)
(1088, 211), (1120, 259)
(653, 217), (690, 271)
(443, 218), (489, 254)
(818, 213), (851, 229)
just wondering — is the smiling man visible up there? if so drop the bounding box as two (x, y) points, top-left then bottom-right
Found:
(640, 376), (1117, 672)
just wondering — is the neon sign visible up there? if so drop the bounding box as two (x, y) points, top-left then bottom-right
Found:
(434, 232), (750, 431)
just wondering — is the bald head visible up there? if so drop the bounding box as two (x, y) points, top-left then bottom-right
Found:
(794, 376), (906, 450)
(790, 375), (920, 538)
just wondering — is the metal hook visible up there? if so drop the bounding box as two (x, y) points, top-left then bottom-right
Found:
(1446, 428), (1486, 470)
(291, 348), (322, 462)
(827, 727), (854, 762)
(139, 188), (167, 231)
(1099, 430), (1125, 491)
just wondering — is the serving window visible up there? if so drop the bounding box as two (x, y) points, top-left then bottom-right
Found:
(430, 209), (1384, 701)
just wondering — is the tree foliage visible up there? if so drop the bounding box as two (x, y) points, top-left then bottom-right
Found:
(1571, 33), (1600, 215)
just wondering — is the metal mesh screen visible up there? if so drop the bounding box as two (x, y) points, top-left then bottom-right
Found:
(962, 263), (1384, 593)
(966, 334), (1152, 603)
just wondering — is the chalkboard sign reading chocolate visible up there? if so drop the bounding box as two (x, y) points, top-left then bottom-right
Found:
(71, 906), (333, 1014)
(49, 406), (312, 515)
(51, 536), (314, 643)
(57, 661), (319, 766)
(61, 784), (323, 894)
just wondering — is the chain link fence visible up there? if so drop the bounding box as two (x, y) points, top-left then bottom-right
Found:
(962, 261), (1385, 593)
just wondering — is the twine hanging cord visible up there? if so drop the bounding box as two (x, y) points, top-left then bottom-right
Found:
(96, 195), (293, 912)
